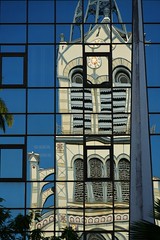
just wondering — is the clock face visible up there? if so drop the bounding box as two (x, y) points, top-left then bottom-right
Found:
(87, 56), (102, 69)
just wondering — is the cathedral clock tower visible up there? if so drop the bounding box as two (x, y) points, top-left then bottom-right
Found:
(28, 1), (156, 239)
(56, 0), (132, 239)
(28, 1), (143, 240)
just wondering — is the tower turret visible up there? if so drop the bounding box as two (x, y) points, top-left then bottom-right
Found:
(28, 152), (40, 209)
(70, 0), (128, 42)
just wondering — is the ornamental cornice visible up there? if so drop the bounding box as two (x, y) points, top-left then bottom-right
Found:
(36, 213), (129, 229)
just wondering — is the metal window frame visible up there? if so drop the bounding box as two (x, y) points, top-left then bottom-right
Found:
(0, 144), (26, 182)
(0, 52), (27, 88)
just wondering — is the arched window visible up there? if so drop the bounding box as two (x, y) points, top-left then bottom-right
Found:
(106, 160), (118, 202)
(118, 158), (130, 202)
(114, 237), (119, 240)
(106, 160), (112, 202)
(72, 72), (83, 84)
(89, 158), (103, 202)
(71, 71), (93, 133)
(74, 159), (87, 202)
(114, 68), (131, 84)
(87, 233), (106, 240)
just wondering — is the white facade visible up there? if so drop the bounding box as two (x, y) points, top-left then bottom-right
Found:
(29, 16), (132, 240)
(28, 1), (157, 239)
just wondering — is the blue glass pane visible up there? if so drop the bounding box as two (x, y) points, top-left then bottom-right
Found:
(28, 25), (54, 43)
(28, 89), (54, 113)
(115, 0), (132, 22)
(0, 89), (26, 113)
(27, 114), (54, 134)
(151, 136), (160, 178)
(0, 183), (25, 208)
(28, 46), (54, 87)
(0, 0), (26, 23)
(56, 0), (77, 23)
(149, 114), (160, 134)
(1, 45), (26, 53)
(0, 137), (25, 144)
(28, 0), (54, 23)
(146, 45), (160, 87)
(143, 1), (160, 22)
(27, 136), (54, 174)
(144, 24), (160, 43)
(0, 149), (23, 178)
(148, 89), (160, 112)
(2, 57), (24, 85)
(0, 25), (26, 43)
(2, 115), (26, 135)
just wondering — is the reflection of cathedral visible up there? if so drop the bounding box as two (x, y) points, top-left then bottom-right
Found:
(28, 1), (158, 239)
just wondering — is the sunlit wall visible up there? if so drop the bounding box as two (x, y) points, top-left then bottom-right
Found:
(0, 0), (159, 239)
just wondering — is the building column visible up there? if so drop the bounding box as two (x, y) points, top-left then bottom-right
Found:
(130, 0), (154, 229)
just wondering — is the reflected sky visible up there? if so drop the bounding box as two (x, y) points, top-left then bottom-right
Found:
(0, 0), (160, 229)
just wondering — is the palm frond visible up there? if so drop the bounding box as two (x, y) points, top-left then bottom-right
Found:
(0, 225), (15, 240)
(0, 198), (5, 204)
(61, 226), (80, 240)
(30, 229), (44, 240)
(130, 220), (160, 240)
(5, 114), (14, 127)
(0, 98), (9, 114)
(0, 98), (14, 132)
(155, 199), (160, 221)
(9, 213), (31, 235)
(0, 114), (5, 132)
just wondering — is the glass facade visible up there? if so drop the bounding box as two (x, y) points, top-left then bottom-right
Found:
(0, 0), (159, 239)
(144, 0), (160, 215)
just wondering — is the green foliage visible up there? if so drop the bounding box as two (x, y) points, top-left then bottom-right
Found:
(1, 197), (80, 240)
(0, 114), (6, 132)
(60, 226), (80, 240)
(0, 198), (79, 240)
(130, 199), (160, 240)
(130, 220), (160, 240)
(30, 228), (44, 240)
(0, 198), (43, 240)
(0, 198), (14, 240)
(0, 98), (14, 132)
(44, 236), (61, 240)
(43, 226), (79, 240)
(0, 198), (11, 225)
(154, 198), (160, 221)
(9, 213), (31, 233)
(2, 195), (160, 240)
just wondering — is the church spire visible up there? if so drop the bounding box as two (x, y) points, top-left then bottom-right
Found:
(70, 0), (128, 42)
